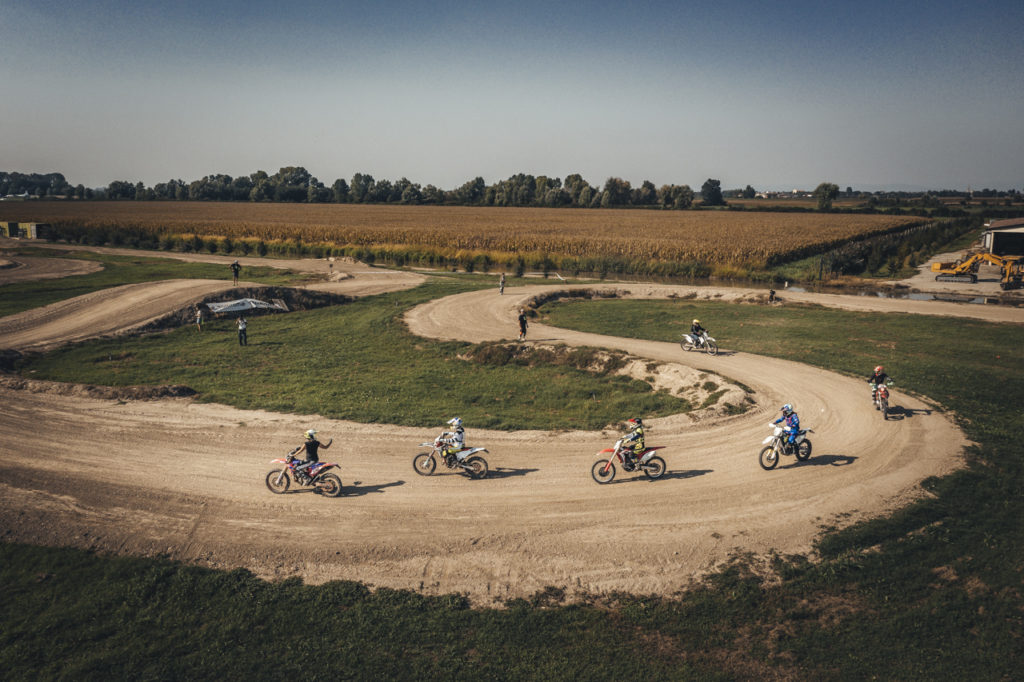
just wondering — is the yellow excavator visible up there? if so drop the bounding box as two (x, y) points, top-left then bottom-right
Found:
(931, 252), (1024, 289)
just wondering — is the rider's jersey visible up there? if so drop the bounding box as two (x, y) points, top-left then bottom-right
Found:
(623, 426), (645, 453)
(775, 413), (800, 432)
(303, 439), (323, 462)
(440, 427), (465, 451)
(691, 323), (705, 337)
(869, 372), (891, 386)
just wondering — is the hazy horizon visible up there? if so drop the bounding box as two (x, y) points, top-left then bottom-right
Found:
(2, 1), (1022, 193)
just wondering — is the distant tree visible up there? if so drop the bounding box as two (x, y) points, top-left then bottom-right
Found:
(814, 182), (840, 210)
(601, 177), (632, 206)
(742, 184), (756, 199)
(350, 173), (374, 203)
(331, 178), (350, 203)
(700, 179), (725, 206)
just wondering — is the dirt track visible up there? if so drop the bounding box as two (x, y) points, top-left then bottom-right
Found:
(0, 246), (1011, 604)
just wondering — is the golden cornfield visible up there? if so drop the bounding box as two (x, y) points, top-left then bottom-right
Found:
(0, 201), (921, 270)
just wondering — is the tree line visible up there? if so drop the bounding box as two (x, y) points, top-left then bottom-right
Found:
(2, 170), (1019, 213)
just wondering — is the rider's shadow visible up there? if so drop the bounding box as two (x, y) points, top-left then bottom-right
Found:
(344, 480), (406, 497)
(604, 468), (713, 484)
(779, 454), (858, 469)
(484, 467), (539, 480)
(884, 405), (930, 421)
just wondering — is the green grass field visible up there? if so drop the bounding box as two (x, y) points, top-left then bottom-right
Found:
(16, 276), (693, 430)
(3, 291), (1023, 678)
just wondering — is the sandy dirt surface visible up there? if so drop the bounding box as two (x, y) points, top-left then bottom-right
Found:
(1, 253), (990, 603)
(0, 254), (103, 283)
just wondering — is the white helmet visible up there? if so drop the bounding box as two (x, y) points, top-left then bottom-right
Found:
(447, 417), (463, 429)
(305, 429), (317, 439)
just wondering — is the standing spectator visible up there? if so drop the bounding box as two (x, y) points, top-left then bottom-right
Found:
(237, 316), (248, 346)
(517, 309), (528, 341)
(195, 306), (203, 331)
(231, 260), (241, 285)
(768, 288), (776, 303)
(499, 272), (506, 295)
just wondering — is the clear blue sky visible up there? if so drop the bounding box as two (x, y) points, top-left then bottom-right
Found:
(2, 0), (1022, 191)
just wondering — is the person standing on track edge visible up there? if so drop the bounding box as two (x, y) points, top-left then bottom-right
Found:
(231, 260), (241, 285)
(518, 309), (528, 341)
(499, 272), (506, 295)
(237, 316), (247, 346)
(195, 305), (203, 331)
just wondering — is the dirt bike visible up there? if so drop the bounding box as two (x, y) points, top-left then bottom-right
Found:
(591, 439), (667, 483)
(680, 331), (718, 355)
(758, 423), (813, 470)
(265, 453), (343, 497)
(413, 438), (489, 479)
(871, 380), (894, 420)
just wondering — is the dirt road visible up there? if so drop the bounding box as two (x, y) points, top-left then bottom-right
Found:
(1, 255), (982, 603)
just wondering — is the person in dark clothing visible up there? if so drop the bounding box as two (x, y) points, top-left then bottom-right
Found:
(868, 365), (893, 408)
(690, 319), (707, 347)
(518, 309), (528, 341)
(231, 260), (241, 285)
(291, 429), (333, 483)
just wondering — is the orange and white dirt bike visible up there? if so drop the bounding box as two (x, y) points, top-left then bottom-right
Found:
(591, 439), (666, 484)
(265, 452), (343, 497)
(413, 438), (489, 479)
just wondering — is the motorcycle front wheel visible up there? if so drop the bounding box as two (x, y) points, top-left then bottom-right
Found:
(758, 446), (779, 470)
(705, 340), (719, 356)
(642, 456), (666, 480)
(796, 440), (812, 461)
(591, 459), (616, 484)
(880, 398), (889, 420)
(413, 453), (436, 476)
(465, 456), (488, 479)
(265, 469), (290, 494)
(316, 473), (343, 498)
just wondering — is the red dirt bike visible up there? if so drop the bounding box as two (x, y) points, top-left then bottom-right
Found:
(265, 452), (343, 497)
(871, 380), (894, 420)
(591, 439), (667, 484)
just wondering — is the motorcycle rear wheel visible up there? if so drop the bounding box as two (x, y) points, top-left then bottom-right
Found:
(680, 340), (694, 352)
(465, 456), (488, 479)
(413, 453), (436, 476)
(705, 340), (719, 356)
(796, 440), (812, 461)
(758, 446), (779, 470)
(315, 473), (343, 497)
(591, 459), (616, 484)
(265, 469), (290, 494)
(642, 455), (666, 480)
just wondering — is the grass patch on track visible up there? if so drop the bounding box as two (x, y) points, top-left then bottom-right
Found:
(16, 277), (689, 430)
(0, 247), (309, 318)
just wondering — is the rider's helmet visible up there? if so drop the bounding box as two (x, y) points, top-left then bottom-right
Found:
(305, 429), (317, 440)
(692, 319), (700, 325)
(781, 404), (793, 416)
(628, 417), (643, 429)
(874, 365), (884, 374)
(447, 417), (463, 429)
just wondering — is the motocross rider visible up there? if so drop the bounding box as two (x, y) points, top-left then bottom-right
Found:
(773, 404), (800, 451)
(621, 417), (646, 467)
(438, 417), (465, 465)
(868, 365), (893, 408)
(292, 429), (332, 483)
(691, 319), (707, 347)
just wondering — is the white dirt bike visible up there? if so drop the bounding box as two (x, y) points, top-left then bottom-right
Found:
(413, 438), (489, 479)
(680, 331), (718, 355)
(758, 423), (813, 470)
